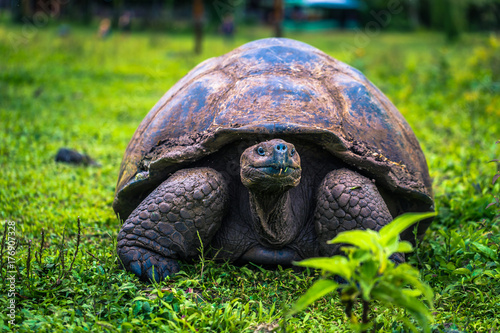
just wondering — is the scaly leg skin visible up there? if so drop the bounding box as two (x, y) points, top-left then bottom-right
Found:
(314, 168), (404, 263)
(117, 167), (228, 282)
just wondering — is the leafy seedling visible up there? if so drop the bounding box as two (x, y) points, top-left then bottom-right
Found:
(290, 212), (436, 333)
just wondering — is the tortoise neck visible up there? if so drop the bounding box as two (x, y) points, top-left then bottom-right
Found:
(248, 189), (298, 247)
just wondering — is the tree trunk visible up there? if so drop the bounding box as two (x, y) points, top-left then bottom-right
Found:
(407, 0), (420, 30)
(431, 0), (465, 41)
(273, 0), (283, 37)
(443, 0), (465, 42)
(112, 0), (124, 29)
(81, 0), (92, 26)
(164, 0), (174, 30)
(193, 0), (204, 54)
(11, 0), (32, 23)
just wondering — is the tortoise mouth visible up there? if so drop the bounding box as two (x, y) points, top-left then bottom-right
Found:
(241, 164), (301, 191)
(253, 165), (300, 178)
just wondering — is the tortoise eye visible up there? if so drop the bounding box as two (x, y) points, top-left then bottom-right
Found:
(290, 148), (295, 156)
(257, 147), (265, 156)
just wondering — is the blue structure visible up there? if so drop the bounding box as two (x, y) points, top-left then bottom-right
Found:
(289, 0), (360, 9)
(284, 0), (361, 31)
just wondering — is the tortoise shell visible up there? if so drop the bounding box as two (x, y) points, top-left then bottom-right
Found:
(113, 38), (433, 233)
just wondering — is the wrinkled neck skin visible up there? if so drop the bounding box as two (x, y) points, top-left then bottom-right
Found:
(248, 188), (298, 247)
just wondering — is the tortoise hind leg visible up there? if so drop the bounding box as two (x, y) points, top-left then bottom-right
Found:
(117, 167), (228, 282)
(314, 168), (403, 262)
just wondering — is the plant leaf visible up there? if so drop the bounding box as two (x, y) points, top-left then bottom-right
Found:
(493, 174), (500, 185)
(402, 288), (423, 297)
(397, 241), (414, 253)
(452, 268), (471, 275)
(293, 256), (351, 280)
(289, 279), (338, 315)
(372, 282), (433, 333)
(398, 317), (420, 333)
(328, 229), (380, 253)
(379, 212), (436, 245)
(389, 264), (434, 302)
(359, 259), (378, 300)
(486, 202), (497, 209)
(471, 242), (497, 260)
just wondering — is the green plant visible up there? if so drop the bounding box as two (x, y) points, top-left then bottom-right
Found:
(290, 212), (436, 332)
(486, 140), (500, 220)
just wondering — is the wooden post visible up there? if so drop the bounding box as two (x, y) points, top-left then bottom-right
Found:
(194, 0), (204, 54)
(274, 0), (284, 38)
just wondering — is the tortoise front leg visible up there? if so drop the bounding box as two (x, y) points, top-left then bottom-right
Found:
(314, 168), (403, 262)
(117, 167), (228, 282)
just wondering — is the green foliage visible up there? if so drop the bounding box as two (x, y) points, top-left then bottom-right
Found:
(486, 140), (500, 219)
(0, 20), (498, 332)
(291, 213), (436, 332)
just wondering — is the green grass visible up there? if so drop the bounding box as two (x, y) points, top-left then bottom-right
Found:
(0, 18), (499, 332)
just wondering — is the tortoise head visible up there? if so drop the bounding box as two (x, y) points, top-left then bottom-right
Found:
(240, 139), (302, 193)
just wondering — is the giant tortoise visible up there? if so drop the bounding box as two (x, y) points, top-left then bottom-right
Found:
(114, 38), (433, 282)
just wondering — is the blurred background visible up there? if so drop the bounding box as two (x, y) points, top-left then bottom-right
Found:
(1, 0), (499, 53)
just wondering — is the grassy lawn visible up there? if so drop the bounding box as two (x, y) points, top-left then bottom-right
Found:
(1, 18), (499, 332)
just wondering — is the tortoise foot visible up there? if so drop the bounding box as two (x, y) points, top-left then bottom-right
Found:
(314, 168), (393, 256)
(119, 245), (180, 282)
(389, 252), (405, 264)
(117, 167), (229, 281)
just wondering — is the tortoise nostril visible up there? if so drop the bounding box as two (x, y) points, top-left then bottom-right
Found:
(275, 143), (287, 152)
